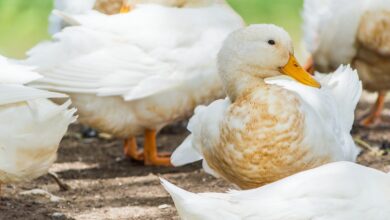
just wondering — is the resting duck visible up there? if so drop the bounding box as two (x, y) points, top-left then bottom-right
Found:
(0, 56), (76, 193)
(162, 162), (390, 220)
(171, 25), (361, 189)
(303, 0), (390, 126)
(25, 0), (244, 166)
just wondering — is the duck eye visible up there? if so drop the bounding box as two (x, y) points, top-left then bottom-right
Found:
(268, 40), (275, 45)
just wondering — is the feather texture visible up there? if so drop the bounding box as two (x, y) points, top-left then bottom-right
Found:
(162, 162), (390, 220)
(0, 57), (76, 184)
(303, 0), (390, 72)
(25, 3), (244, 138)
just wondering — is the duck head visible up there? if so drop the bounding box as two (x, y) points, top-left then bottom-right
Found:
(218, 24), (321, 101)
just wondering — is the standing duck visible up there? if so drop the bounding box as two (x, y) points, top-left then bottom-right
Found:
(162, 162), (390, 220)
(0, 56), (76, 193)
(172, 25), (361, 189)
(25, 0), (244, 166)
(303, 0), (390, 126)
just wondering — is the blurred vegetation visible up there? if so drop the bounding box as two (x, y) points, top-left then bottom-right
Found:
(0, 0), (303, 58)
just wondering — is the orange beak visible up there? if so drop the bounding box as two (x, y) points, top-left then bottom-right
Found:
(120, 0), (132, 13)
(280, 54), (321, 88)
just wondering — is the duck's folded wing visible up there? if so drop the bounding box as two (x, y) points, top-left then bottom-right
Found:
(25, 27), (109, 69)
(265, 67), (361, 161)
(30, 41), (187, 100)
(0, 56), (42, 85)
(0, 85), (67, 106)
(29, 4), (242, 100)
(315, 65), (362, 131)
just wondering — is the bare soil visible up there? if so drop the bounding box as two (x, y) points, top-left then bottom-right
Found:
(1, 93), (389, 220)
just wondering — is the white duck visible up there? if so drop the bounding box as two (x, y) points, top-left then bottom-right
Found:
(171, 25), (361, 189)
(303, 0), (390, 126)
(25, 0), (244, 166)
(0, 56), (76, 193)
(162, 161), (390, 220)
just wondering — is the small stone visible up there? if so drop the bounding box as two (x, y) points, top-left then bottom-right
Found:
(99, 132), (113, 140)
(51, 212), (66, 220)
(82, 127), (98, 138)
(158, 204), (171, 209)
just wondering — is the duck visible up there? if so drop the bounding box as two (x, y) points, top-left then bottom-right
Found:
(171, 24), (362, 189)
(161, 161), (390, 220)
(0, 56), (76, 193)
(302, 0), (390, 126)
(24, 0), (244, 166)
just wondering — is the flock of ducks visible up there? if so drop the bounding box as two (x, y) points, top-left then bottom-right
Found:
(1, 0), (390, 219)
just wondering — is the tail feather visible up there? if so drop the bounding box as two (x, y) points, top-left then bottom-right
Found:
(161, 178), (241, 220)
(160, 178), (197, 202)
(171, 135), (203, 167)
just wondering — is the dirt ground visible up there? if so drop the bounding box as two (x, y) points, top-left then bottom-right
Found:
(1, 92), (390, 220)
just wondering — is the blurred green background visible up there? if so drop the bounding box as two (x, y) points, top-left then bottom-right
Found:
(0, 0), (304, 58)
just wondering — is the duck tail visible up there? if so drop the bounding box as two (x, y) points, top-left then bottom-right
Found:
(171, 135), (203, 167)
(160, 178), (196, 202)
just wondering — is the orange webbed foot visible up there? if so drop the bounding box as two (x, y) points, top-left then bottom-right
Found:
(359, 91), (386, 127)
(143, 129), (172, 167)
(124, 137), (144, 161)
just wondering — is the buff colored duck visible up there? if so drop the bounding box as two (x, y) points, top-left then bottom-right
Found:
(171, 25), (361, 189)
(303, 0), (390, 126)
(162, 162), (390, 220)
(0, 56), (76, 193)
(25, 0), (244, 166)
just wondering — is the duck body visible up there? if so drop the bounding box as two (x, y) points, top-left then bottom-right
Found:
(27, 3), (244, 139)
(303, 0), (390, 91)
(0, 57), (76, 184)
(172, 25), (361, 189)
(162, 162), (390, 220)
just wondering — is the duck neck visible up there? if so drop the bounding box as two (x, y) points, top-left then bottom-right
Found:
(221, 64), (277, 102)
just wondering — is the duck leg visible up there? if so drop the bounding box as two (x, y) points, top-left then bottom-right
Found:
(143, 129), (172, 166)
(123, 137), (144, 161)
(360, 91), (386, 126)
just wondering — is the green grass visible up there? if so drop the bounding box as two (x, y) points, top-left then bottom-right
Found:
(228, 0), (303, 40)
(0, 0), (304, 58)
(0, 0), (53, 58)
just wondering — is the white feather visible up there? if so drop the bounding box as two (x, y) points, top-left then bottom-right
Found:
(302, 0), (390, 69)
(49, 0), (96, 34)
(162, 162), (390, 220)
(0, 56), (76, 184)
(23, 3), (244, 138)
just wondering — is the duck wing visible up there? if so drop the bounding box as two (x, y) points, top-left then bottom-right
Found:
(27, 5), (243, 101)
